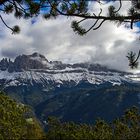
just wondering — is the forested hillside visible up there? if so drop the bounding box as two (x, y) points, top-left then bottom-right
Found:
(0, 92), (140, 140)
(0, 92), (44, 139)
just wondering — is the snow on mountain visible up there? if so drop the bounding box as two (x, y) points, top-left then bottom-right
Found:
(125, 73), (140, 81)
(0, 68), (138, 88)
(0, 53), (140, 88)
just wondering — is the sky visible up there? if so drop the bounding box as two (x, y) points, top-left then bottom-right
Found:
(0, 1), (140, 72)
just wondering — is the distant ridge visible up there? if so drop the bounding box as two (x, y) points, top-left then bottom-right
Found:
(0, 52), (128, 73)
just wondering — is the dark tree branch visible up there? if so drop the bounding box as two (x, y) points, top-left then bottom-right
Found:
(85, 9), (103, 33)
(77, 18), (87, 24)
(131, 18), (134, 29)
(85, 19), (100, 33)
(93, 19), (105, 30)
(0, 0), (140, 35)
(114, 0), (122, 13)
(0, 14), (13, 31)
(55, 6), (140, 22)
(133, 50), (140, 64)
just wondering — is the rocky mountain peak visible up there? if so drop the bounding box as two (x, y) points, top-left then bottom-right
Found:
(0, 58), (12, 71)
(28, 53), (49, 65)
(12, 53), (50, 72)
(0, 53), (52, 72)
(0, 52), (126, 74)
(30, 52), (46, 58)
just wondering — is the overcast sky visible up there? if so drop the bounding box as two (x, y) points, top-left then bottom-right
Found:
(0, 1), (140, 72)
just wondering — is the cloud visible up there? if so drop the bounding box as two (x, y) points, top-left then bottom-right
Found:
(0, 1), (140, 72)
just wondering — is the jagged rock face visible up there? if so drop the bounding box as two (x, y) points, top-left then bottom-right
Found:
(0, 53), (50, 72)
(0, 52), (138, 87)
(0, 58), (12, 71)
(1, 52), (129, 74)
(29, 52), (47, 59)
(13, 54), (46, 72)
(0, 53), (114, 72)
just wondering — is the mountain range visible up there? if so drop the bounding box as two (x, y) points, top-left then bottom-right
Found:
(0, 52), (140, 128)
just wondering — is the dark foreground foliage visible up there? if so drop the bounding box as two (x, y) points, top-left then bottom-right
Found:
(0, 91), (45, 139)
(0, 91), (140, 139)
(46, 107), (140, 140)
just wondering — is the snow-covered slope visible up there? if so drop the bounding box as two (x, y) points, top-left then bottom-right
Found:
(0, 67), (139, 88)
(0, 53), (139, 88)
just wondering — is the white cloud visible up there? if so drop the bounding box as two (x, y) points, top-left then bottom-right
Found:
(0, 1), (140, 72)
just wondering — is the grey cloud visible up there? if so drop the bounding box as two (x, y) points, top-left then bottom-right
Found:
(1, 47), (24, 59)
(0, 9), (140, 72)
